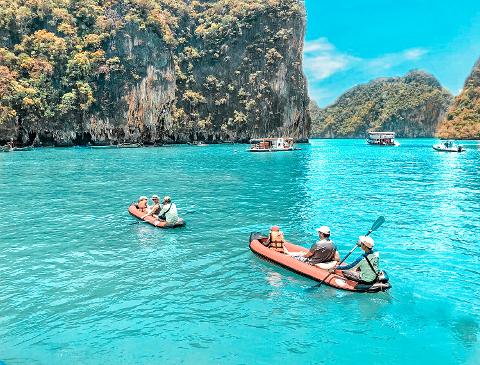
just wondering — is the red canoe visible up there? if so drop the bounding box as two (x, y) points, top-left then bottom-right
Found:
(249, 234), (391, 293)
(128, 204), (185, 228)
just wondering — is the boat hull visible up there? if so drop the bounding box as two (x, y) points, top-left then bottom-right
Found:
(432, 145), (465, 152)
(128, 204), (185, 228)
(249, 235), (390, 293)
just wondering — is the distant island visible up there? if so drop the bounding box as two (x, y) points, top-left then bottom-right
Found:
(311, 59), (480, 140)
(0, 0), (310, 146)
(310, 70), (453, 138)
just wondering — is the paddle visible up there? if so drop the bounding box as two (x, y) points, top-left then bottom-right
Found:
(309, 216), (385, 290)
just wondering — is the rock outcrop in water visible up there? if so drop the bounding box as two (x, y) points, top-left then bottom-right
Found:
(437, 58), (480, 139)
(0, 0), (310, 146)
(311, 70), (453, 138)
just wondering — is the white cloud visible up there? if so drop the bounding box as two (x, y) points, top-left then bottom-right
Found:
(304, 38), (429, 81)
(365, 47), (429, 71)
(303, 38), (357, 81)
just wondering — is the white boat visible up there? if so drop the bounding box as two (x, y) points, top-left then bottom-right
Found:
(366, 131), (399, 146)
(432, 140), (465, 152)
(248, 137), (298, 152)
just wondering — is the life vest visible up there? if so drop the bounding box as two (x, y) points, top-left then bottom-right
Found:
(269, 231), (285, 251)
(355, 252), (379, 283)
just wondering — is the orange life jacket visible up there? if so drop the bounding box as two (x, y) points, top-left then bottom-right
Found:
(269, 231), (285, 251)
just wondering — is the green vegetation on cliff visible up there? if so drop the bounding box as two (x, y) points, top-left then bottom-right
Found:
(311, 70), (453, 138)
(0, 0), (309, 145)
(437, 58), (480, 139)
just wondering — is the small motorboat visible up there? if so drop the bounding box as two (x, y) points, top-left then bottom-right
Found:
(0, 146), (13, 152)
(128, 204), (185, 228)
(432, 140), (465, 152)
(13, 146), (34, 151)
(249, 233), (391, 293)
(118, 143), (142, 148)
(90, 145), (118, 149)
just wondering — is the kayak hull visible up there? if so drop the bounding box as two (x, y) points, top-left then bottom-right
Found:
(249, 235), (391, 293)
(128, 204), (185, 228)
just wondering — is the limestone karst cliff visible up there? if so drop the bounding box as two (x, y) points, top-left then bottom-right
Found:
(437, 58), (480, 139)
(0, 0), (310, 145)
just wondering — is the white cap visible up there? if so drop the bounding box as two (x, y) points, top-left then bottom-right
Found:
(359, 235), (374, 249)
(139, 196), (148, 201)
(316, 226), (330, 235)
(163, 196), (171, 202)
(151, 195), (159, 200)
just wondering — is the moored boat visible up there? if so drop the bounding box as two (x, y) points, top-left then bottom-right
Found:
(118, 143), (142, 148)
(367, 131), (399, 146)
(90, 145), (118, 149)
(249, 233), (391, 293)
(248, 137), (299, 152)
(0, 146), (13, 152)
(432, 140), (465, 152)
(128, 204), (185, 228)
(13, 146), (34, 151)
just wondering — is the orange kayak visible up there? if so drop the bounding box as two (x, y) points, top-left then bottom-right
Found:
(128, 204), (186, 228)
(249, 233), (391, 293)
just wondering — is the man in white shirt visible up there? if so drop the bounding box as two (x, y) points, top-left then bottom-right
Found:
(157, 196), (179, 225)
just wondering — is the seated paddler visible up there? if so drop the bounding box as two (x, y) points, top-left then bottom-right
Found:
(336, 236), (379, 283)
(287, 226), (340, 266)
(136, 196), (148, 212)
(157, 196), (179, 225)
(143, 195), (162, 217)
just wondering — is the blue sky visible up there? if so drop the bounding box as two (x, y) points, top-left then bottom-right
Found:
(304, 0), (480, 106)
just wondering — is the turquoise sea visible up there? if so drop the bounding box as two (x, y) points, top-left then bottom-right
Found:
(0, 139), (479, 365)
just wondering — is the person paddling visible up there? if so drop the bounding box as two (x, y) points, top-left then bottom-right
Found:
(336, 236), (379, 283)
(157, 196), (179, 225)
(143, 195), (162, 218)
(288, 226), (340, 265)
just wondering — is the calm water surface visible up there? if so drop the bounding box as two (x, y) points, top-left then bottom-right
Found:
(0, 139), (479, 364)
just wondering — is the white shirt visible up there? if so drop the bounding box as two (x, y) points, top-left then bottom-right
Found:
(158, 203), (178, 224)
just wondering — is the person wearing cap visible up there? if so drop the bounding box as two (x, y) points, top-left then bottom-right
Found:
(336, 236), (379, 283)
(288, 226), (340, 265)
(156, 196), (179, 225)
(136, 196), (148, 212)
(143, 195), (162, 217)
(266, 225), (288, 253)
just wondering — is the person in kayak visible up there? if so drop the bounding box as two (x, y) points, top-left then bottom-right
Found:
(157, 196), (179, 225)
(336, 236), (379, 283)
(266, 226), (287, 253)
(136, 196), (148, 212)
(288, 226), (340, 264)
(142, 195), (162, 218)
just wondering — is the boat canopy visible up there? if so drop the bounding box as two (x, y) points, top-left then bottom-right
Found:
(368, 131), (395, 139)
(250, 137), (294, 143)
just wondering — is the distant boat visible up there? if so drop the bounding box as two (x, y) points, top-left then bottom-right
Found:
(432, 140), (465, 152)
(118, 143), (142, 148)
(0, 145), (13, 152)
(194, 142), (209, 147)
(90, 145), (117, 149)
(248, 137), (299, 152)
(13, 146), (34, 151)
(367, 131), (399, 146)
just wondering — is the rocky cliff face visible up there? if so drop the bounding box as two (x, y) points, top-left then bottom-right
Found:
(0, 0), (310, 146)
(437, 58), (480, 139)
(311, 70), (453, 138)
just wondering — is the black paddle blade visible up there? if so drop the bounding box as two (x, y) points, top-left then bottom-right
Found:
(371, 216), (385, 232)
